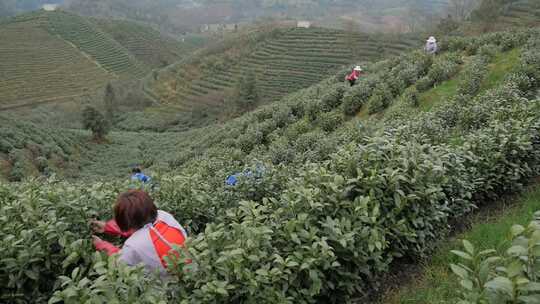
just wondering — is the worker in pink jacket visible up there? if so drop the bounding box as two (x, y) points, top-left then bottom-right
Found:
(91, 190), (188, 274)
(346, 66), (364, 86)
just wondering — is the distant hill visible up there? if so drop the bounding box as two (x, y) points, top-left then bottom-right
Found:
(496, 0), (540, 27)
(0, 0), (64, 17)
(0, 10), (196, 110)
(93, 18), (198, 68)
(63, 0), (453, 33)
(458, 0), (540, 33)
(146, 26), (420, 124)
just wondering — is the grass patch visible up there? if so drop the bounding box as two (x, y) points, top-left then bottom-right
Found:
(381, 183), (540, 304)
(419, 77), (462, 112)
(418, 48), (520, 112)
(479, 48), (521, 93)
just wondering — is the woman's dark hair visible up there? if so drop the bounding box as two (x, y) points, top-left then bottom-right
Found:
(114, 190), (157, 232)
(132, 167), (142, 174)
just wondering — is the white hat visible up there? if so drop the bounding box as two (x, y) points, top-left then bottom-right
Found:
(354, 66), (362, 71)
(427, 36), (436, 42)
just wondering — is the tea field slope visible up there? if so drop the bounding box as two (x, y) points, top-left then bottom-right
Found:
(498, 0), (540, 28)
(0, 114), (86, 181)
(45, 11), (149, 78)
(0, 11), (155, 110)
(146, 27), (420, 116)
(0, 16), (114, 109)
(93, 18), (197, 69)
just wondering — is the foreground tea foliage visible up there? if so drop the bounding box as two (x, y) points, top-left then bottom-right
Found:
(452, 212), (540, 304)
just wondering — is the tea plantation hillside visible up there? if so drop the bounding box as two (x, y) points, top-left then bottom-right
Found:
(93, 18), (200, 69)
(2, 27), (540, 303)
(44, 27), (539, 180)
(0, 16), (114, 109)
(0, 115), (86, 182)
(146, 27), (420, 119)
(496, 0), (540, 28)
(465, 0), (540, 31)
(0, 10), (153, 109)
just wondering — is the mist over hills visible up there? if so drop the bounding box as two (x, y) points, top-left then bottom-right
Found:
(0, 0), (453, 33)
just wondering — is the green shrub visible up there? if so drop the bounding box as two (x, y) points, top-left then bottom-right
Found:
(427, 54), (461, 84)
(50, 253), (167, 304)
(367, 83), (393, 114)
(321, 83), (347, 111)
(447, 36), (469, 52)
(294, 130), (325, 154)
(284, 119), (312, 141)
(271, 105), (294, 128)
(36, 156), (48, 173)
(306, 99), (324, 122)
(317, 111), (343, 133)
(451, 214), (540, 303)
(82, 106), (109, 140)
(505, 72), (535, 93)
(519, 48), (540, 85)
(341, 78), (378, 116)
(237, 126), (264, 153)
(457, 56), (488, 96)
(477, 44), (499, 61)
(416, 76), (435, 92)
(0, 138), (13, 153)
(268, 137), (295, 165)
(402, 86), (419, 107)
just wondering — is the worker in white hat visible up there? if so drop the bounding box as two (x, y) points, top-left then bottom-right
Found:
(425, 36), (438, 55)
(346, 66), (364, 86)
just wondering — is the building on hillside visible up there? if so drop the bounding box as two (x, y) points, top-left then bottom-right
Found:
(43, 4), (59, 11)
(297, 21), (312, 28)
(200, 23), (239, 33)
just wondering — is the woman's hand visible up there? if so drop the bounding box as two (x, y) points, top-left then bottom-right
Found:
(92, 235), (120, 255)
(92, 235), (103, 245)
(90, 220), (106, 234)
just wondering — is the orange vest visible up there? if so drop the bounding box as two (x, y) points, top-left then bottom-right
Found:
(149, 221), (186, 267)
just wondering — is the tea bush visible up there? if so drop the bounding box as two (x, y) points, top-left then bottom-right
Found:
(457, 55), (489, 97)
(427, 53), (461, 84)
(367, 83), (393, 114)
(478, 44), (499, 61)
(341, 78), (378, 115)
(321, 83), (347, 111)
(0, 116), (84, 180)
(317, 111), (343, 132)
(451, 213), (540, 303)
(402, 86), (420, 107)
(416, 76), (435, 92)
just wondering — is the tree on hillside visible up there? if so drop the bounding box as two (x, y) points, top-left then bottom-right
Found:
(471, 0), (518, 29)
(437, 14), (460, 34)
(103, 83), (116, 123)
(449, 0), (478, 21)
(235, 70), (259, 112)
(82, 106), (109, 141)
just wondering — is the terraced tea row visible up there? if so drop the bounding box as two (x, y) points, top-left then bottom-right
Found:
(94, 19), (194, 69)
(499, 0), (540, 27)
(0, 22), (113, 108)
(46, 11), (149, 78)
(148, 27), (420, 116)
(0, 11), (185, 110)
